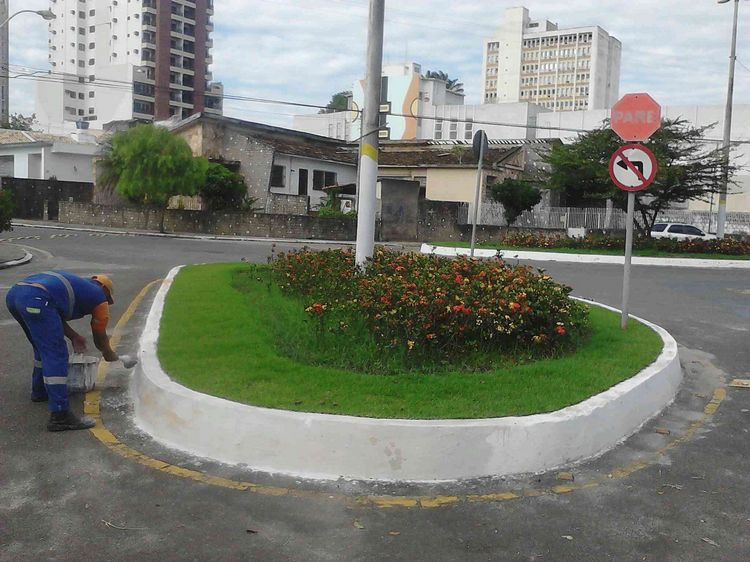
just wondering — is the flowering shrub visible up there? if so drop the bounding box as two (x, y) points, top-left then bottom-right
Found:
(496, 232), (750, 256)
(273, 249), (589, 360)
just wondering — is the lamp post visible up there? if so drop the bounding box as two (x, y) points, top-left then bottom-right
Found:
(0, 6), (56, 127)
(715, 0), (744, 238)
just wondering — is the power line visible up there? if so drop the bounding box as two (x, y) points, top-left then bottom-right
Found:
(8, 65), (750, 142)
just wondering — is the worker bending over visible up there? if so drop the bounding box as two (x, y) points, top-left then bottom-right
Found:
(5, 271), (136, 431)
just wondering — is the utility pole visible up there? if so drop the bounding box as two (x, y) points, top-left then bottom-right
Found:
(0, 0), (8, 128)
(354, 0), (384, 267)
(716, 0), (741, 239)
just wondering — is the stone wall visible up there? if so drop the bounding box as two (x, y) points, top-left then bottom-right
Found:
(417, 200), (565, 243)
(265, 193), (308, 215)
(59, 202), (357, 241)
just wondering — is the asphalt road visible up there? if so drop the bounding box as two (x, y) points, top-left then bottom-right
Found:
(1, 224), (748, 561)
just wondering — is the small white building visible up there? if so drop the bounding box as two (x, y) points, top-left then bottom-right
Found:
(0, 129), (98, 182)
(293, 62), (465, 142)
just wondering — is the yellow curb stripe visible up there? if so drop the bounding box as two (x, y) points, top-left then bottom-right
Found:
(86, 278), (728, 509)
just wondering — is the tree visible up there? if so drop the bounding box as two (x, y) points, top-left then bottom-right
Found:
(0, 189), (14, 233)
(103, 124), (208, 231)
(489, 178), (542, 226)
(424, 70), (464, 94)
(199, 162), (252, 210)
(319, 90), (352, 114)
(540, 119), (736, 236)
(7, 113), (36, 131)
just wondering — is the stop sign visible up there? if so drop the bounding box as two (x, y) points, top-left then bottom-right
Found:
(611, 93), (661, 142)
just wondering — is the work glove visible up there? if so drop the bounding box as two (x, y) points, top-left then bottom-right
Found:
(120, 355), (138, 369)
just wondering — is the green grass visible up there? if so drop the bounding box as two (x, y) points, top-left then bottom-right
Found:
(158, 263), (663, 419)
(430, 241), (750, 260)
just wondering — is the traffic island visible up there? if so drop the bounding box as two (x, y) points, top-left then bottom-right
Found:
(0, 242), (32, 269)
(133, 258), (681, 482)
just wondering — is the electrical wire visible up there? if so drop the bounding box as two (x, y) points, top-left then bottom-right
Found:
(8, 65), (750, 142)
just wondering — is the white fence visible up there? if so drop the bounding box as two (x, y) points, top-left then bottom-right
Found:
(459, 202), (750, 235)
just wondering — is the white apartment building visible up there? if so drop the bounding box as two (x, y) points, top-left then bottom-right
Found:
(35, 0), (222, 133)
(482, 7), (621, 111)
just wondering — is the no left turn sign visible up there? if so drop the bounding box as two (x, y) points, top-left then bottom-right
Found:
(608, 144), (658, 192)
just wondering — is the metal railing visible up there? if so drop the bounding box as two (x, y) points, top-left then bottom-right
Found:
(458, 202), (750, 235)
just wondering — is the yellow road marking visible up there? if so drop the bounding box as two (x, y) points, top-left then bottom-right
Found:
(86, 279), (729, 509)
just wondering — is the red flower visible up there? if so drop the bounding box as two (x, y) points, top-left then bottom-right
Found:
(555, 325), (566, 336)
(509, 302), (521, 312)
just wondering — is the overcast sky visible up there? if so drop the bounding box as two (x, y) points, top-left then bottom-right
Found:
(9, 0), (750, 128)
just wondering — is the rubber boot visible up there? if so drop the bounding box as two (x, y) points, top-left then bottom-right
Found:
(47, 410), (96, 432)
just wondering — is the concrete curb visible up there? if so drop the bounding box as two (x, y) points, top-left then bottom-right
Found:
(420, 243), (750, 269)
(12, 221), (369, 247)
(0, 250), (32, 270)
(133, 265), (682, 483)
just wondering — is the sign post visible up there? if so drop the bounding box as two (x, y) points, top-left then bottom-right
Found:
(470, 130), (488, 258)
(609, 92), (661, 328)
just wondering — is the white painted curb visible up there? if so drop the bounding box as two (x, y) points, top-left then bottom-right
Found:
(420, 243), (750, 269)
(133, 265), (682, 482)
(0, 250), (32, 270)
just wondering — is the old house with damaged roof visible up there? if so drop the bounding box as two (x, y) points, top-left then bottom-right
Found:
(169, 113), (358, 213)
(168, 113), (552, 219)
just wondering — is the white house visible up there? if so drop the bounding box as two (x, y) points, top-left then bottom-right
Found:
(0, 129), (99, 182)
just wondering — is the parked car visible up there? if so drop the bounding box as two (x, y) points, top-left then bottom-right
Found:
(650, 223), (716, 240)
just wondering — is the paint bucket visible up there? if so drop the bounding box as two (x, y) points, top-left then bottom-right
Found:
(67, 355), (98, 393)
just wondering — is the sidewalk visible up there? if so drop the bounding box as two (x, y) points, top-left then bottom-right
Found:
(0, 242), (32, 269)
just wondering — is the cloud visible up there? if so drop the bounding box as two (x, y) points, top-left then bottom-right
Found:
(6, 0), (750, 129)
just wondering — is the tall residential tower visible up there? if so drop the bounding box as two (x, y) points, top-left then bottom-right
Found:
(36, 0), (222, 132)
(482, 7), (620, 111)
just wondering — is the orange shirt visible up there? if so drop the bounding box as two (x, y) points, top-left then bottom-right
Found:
(90, 302), (110, 333)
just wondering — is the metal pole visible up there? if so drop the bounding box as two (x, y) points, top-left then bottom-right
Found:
(354, 0), (385, 268)
(469, 139), (485, 258)
(0, 0), (8, 128)
(621, 192), (635, 329)
(716, 0), (740, 239)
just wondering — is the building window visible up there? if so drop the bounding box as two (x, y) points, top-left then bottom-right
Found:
(270, 165), (285, 188)
(464, 118), (473, 140)
(89, 91), (95, 98)
(449, 120), (458, 140)
(434, 120), (443, 140)
(312, 170), (337, 190)
(89, 42), (95, 49)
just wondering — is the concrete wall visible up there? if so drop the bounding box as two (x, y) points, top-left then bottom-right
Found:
(2, 178), (93, 220)
(59, 201), (358, 241)
(379, 179), (420, 241)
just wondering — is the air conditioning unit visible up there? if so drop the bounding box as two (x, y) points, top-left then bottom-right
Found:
(340, 199), (354, 214)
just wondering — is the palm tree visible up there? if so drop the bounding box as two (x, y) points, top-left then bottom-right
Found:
(425, 70), (464, 94)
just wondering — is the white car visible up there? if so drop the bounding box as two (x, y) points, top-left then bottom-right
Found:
(650, 223), (716, 240)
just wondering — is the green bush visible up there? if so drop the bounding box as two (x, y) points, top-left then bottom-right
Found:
(271, 249), (589, 364)
(497, 232), (750, 256)
(0, 190), (14, 233)
(318, 206), (357, 220)
(489, 178), (542, 225)
(199, 162), (251, 211)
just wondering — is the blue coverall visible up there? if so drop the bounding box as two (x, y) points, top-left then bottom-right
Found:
(5, 271), (109, 412)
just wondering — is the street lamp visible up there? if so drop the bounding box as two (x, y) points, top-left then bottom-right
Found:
(0, 8), (56, 127)
(0, 9), (57, 28)
(715, 0), (744, 238)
